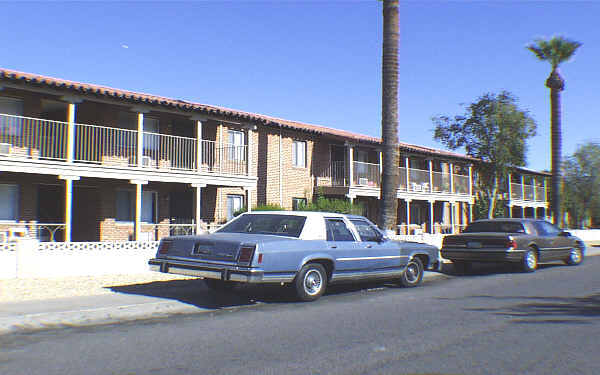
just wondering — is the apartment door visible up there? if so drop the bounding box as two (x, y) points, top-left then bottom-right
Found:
(37, 184), (64, 241)
(72, 186), (100, 242)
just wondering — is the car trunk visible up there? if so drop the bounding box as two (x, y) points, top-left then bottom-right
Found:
(442, 233), (516, 250)
(158, 234), (249, 263)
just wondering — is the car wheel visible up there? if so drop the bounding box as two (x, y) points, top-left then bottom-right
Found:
(565, 244), (584, 266)
(452, 260), (472, 274)
(204, 279), (237, 291)
(294, 263), (327, 302)
(522, 249), (538, 272)
(399, 257), (424, 287)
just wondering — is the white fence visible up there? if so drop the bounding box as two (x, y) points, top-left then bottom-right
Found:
(0, 240), (159, 279)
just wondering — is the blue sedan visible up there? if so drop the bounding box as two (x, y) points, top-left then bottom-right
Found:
(149, 211), (440, 301)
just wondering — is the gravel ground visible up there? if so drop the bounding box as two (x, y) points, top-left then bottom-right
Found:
(0, 273), (196, 303)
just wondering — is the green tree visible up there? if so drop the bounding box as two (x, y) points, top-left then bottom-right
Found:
(527, 36), (582, 225)
(379, 0), (400, 232)
(562, 142), (600, 228)
(433, 91), (537, 218)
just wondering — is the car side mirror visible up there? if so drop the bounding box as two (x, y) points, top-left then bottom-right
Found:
(558, 231), (571, 237)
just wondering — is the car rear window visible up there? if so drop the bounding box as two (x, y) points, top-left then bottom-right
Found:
(217, 214), (306, 238)
(463, 221), (526, 233)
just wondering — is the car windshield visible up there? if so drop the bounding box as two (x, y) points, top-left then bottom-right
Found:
(216, 214), (307, 238)
(463, 221), (526, 233)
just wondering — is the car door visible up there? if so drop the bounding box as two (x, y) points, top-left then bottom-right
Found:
(324, 217), (363, 273)
(349, 219), (407, 271)
(535, 221), (570, 261)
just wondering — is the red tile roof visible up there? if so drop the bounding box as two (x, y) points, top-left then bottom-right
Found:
(0, 67), (476, 162)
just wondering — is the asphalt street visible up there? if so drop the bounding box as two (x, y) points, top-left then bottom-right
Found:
(1, 257), (599, 375)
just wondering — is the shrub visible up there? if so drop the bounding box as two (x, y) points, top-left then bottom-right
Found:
(298, 196), (363, 215)
(234, 203), (285, 217)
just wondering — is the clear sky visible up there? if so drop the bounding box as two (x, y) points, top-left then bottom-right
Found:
(2, 1), (598, 171)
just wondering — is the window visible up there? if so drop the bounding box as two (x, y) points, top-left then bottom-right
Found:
(218, 214), (306, 238)
(116, 190), (156, 222)
(292, 140), (306, 168)
(0, 97), (24, 139)
(325, 218), (355, 242)
(535, 221), (560, 236)
(228, 130), (246, 161)
(0, 184), (18, 220)
(227, 194), (244, 220)
(292, 198), (307, 210)
(351, 219), (382, 242)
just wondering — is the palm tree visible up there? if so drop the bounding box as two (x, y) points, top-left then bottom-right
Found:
(379, 0), (400, 232)
(527, 36), (581, 225)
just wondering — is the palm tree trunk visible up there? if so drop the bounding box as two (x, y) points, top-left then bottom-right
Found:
(547, 69), (565, 226)
(379, 0), (400, 232)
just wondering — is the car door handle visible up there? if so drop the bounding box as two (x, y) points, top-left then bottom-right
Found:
(365, 244), (372, 248)
(330, 245), (337, 249)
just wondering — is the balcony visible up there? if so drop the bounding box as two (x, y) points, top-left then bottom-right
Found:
(325, 162), (471, 197)
(0, 113), (249, 177)
(510, 183), (546, 202)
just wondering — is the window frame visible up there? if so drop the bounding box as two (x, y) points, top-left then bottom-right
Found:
(292, 197), (307, 211)
(0, 184), (19, 221)
(292, 140), (307, 168)
(227, 130), (246, 161)
(325, 217), (356, 242)
(115, 189), (157, 223)
(226, 194), (245, 221)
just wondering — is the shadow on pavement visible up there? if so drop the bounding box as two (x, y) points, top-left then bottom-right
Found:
(462, 293), (600, 324)
(107, 278), (409, 310)
(439, 261), (565, 277)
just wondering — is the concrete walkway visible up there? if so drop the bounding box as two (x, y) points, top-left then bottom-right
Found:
(2, 245), (598, 336)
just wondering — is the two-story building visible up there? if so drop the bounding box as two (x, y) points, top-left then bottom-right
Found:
(0, 68), (549, 242)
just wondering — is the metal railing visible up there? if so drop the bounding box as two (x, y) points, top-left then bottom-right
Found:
(398, 167), (408, 191)
(432, 171), (451, 193)
(75, 122), (137, 166)
(408, 168), (430, 192)
(0, 222), (66, 242)
(353, 161), (380, 187)
(331, 161), (347, 186)
(0, 114), (250, 176)
(454, 174), (470, 195)
(511, 183), (547, 202)
(0, 114), (68, 160)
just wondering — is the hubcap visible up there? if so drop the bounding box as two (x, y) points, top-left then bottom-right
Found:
(405, 262), (420, 283)
(526, 251), (537, 269)
(570, 248), (582, 263)
(303, 269), (322, 296)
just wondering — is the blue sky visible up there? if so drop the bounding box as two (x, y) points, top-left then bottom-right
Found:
(2, 1), (598, 171)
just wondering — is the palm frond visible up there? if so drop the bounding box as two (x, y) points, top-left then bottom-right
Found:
(526, 36), (582, 69)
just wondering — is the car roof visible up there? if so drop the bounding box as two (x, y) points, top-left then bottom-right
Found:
(471, 218), (546, 223)
(240, 211), (349, 218)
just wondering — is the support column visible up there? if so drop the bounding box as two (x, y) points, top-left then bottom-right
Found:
(192, 117), (206, 172)
(450, 201), (455, 234)
(468, 165), (473, 197)
(406, 199), (411, 233)
(379, 151), (383, 177)
(449, 163), (454, 193)
(522, 206), (526, 219)
(245, 124), (257, 177)
(67, 103), (76, 163)
(245, 187), (254, 212)
(137, 112), (144, 167)
(347, 144), (354, 186)
(347, 194), (355, 205)
(508, 173), (512, 201)
(405, 156), (410, 191)
(59, 175), (80, 242)
(219, 124), (224, 174)
(521, 174), (525, 201)
(468, 203), (473, 223)
(192, 184), (206, 234)
(130, 180), (148, 241)
(428, 159), (433, 193)
(429, 200), (434, 234)
(508, 204), (513, 218)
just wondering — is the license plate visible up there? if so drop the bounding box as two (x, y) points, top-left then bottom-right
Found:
(467, 241), (483, 249)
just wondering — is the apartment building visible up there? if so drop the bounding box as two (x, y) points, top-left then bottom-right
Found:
(0, 68), (549, 242)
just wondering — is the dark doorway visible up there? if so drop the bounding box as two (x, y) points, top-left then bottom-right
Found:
(72, 186), (100, 241)
(170, 191), (193, 223)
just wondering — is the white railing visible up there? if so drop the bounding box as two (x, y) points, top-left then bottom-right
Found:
(432, 171), (451, 193)
(511, 183), (545, 202)
(398, 167), (408, 191)
(454, 174), (470, 195)
(0, 114), (68, 160)
(408, 168), (430, 192)
(353, 161), (380, 187)
(75, 122), (137, 166)
(143, 131), (196, 171)
(0, 114), (250, 176)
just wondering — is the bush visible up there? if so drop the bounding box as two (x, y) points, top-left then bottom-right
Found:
(234, 203), (285, 217)
(298, 196), (363, 215)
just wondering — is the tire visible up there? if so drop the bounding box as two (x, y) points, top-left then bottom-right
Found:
(452, 260), (472, 274)
(399, 257), (424, 287)
(521, 248), (538, 273)
(204, 279), (237, 291)
(565, 244), (584, 266)
(294, 263), (327, 302)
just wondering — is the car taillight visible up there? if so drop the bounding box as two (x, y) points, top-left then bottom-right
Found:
(506, 239), (517, 249)
(258, 253), (263, 264)
(158, 240), (171, 255)
(238, 246), (256, 264)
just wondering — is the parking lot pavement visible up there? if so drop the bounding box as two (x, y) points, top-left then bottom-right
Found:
(1, 244), (598, 336)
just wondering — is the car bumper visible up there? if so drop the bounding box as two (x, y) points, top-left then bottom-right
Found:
(148, 258), (294, 283)
(441, 249), (526, 263)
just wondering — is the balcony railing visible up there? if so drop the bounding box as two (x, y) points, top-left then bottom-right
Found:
(511, 183), (546, 202)
(408, 168), (429, 192)
(0, 114), (249, 176)
(331, 160), (347, 186)
(432, 171), (451, 193)
(454, 174), (470, 195)
(353, 161), (380, 187)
